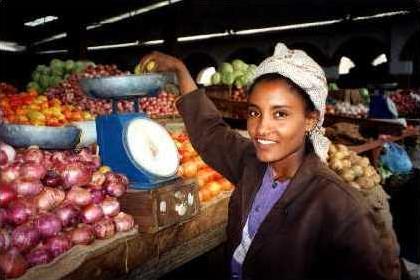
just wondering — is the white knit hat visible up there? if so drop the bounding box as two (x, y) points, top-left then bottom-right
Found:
(250, 43), (331, 162)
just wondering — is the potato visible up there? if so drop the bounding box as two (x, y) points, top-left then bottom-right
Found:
(342, 159), (352, 169)
(329, 144), (338, 155)
(337, 144), (348, 152)
(363, 166), (376, 177)
(357, 157), (370, 168)
(341, 169), (356, 182)
(330, 159), (344, 171)
(356, 176), (375, 189)
(333, 151), (346, 160)
(351, 165), (364, 178)
(349, 181), (362, 190)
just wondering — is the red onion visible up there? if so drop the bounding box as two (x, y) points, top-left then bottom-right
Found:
(35, 213), (62, 238)
(69, 225), (95, 245)
(0, 142), (16, 164)
(90, 190), (105, 204)
(0, 184), (17, 207)
(0, 229), (11, 252)
(113, 212), (135, 232)
(93, 218), (115, 239)
(11, 179), (43, 197)
(55, 205), (80, 228)
(7, 199), (37, 225)
(87, 171), (106, 190)
(0, 208), (8, 227)
(100, 197), (120, 217)
(0, 247), (27, 278)
(34, 187), (65, 211)
(81, 204), (104, 224)
(77, 148), (93, 162)
(66, 187), (92, 207)
(45, 235), (72, 258)
(105, 172), (129, 186)
(41, 170), (64, 188)
(25, 247), (52, 267)
(11, 223), (40, 253)
(23, 147), (44, 164)
(51, 151), (67, 165)
(60, 163), (92, 188)
(19, 163), (47, 181)
(105, 181), (127, 198)
(0, 151), (8, 166)
(0, 164), (20, 184)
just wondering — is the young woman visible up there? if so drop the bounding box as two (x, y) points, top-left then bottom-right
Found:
(140, 43), (400, 280)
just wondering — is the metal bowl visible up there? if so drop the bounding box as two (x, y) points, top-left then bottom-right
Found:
(79, 73), (177, 99)
(0, 124), (81, 149)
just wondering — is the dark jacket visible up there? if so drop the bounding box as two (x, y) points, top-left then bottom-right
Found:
(177, 89), (400, 280)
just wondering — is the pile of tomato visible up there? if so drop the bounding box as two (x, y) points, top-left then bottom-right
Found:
(0, 90), (94, 126)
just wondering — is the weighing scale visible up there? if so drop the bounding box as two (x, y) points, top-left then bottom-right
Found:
(80, 74), (181, 189)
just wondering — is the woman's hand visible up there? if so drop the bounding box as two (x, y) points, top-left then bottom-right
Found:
(139, 51), (198, 95)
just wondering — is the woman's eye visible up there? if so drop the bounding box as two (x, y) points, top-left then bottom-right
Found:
(274, 111), (287, 119)
(248, 110), (260, 118)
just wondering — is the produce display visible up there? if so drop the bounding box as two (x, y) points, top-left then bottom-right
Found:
(326, 102), (369, 118)
(171, 133), (234, 203)
(0, 143), (134, 278)
(138, 91), (179, 118)
(0, 83), (18, 96)
(27, 59), (93, 93)
(0, 90), (93, 126)
(44, 64), (127, 116)
(390, 90), (420, 118)
(210, 59), (257, 89)
(327, 143), (381, 190)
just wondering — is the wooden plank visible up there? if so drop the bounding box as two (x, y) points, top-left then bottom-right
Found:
(349, 129), (419, 154)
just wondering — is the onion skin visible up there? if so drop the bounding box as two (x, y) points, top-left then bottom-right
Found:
(19, 163), (47, 181)
(25, 247), (52, 267)
(87, 171), (106, 190)
(60, 163), (92, 188)
(7, 199), (37, 226)
(0, 229), (11, 252)
(93, 218), (115, 239)
(81, 204), (104, 224)
(90, 190), (105, 204)
(105, 182), (127, 198)
(0, 164), (20, 184)
(23, 148), (44, 164)
(0, 150), (8, 166)
(41, 170), (63, 188)
(35, 213), (62, 239)
(0, 184), (17, 207)
(100, 197), (120, 217)
(0, 142), (16, 164)
(0, 208), (8, 227)
(66, 187), (92, 207)
(45, 235), (72, 258)
(11, 179), (43, 197)
(113, 212), (135, 232)
(69, 225), (95, 245)
(34, 187), (65, 212)
(11, 224), (40, 253)
(0, 247), (28, 278)
(54, 205), (80, 228)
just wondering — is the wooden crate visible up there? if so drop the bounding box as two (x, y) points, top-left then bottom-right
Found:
(120, 178), (200, 233)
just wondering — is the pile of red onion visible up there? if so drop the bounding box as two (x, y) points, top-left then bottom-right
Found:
(139, 91), (179, 118)
(0, 142), (134, 278)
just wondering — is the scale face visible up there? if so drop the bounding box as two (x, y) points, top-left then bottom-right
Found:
(124, 118), (179, 178)
(96, 113), (180, 189)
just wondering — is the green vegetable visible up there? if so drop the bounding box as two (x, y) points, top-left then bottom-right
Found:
(232, 59), (248, 72)
(32, 72), (41, 82)
(219, 63), (233, 74)
(222, 72), (235, 86)
(211, 72), (221, 85)
(65, 60), (75, 72)
(39, 75), (50, 90)
(50, 59), (64, 70)
(27, 82), (41, 92)
(50, 76), (62, 87)
(74, 61), (85, 73)
(36, 65), (49, 74)
(51, 68), (63, 77)
(328, 83), (339, 91)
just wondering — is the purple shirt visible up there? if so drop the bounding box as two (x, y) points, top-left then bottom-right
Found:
(231, 167), (290, 279)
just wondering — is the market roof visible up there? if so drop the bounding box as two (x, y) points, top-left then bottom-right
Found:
(0, 0), (418, 52)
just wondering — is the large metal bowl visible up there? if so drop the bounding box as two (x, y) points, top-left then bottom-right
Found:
(79, 73), (177, 99)
(0, 124), (81, 149)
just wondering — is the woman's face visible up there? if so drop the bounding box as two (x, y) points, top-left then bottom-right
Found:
(247, 80), (317, 163)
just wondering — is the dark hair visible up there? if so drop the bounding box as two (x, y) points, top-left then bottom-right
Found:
(249, 73), (316, 113)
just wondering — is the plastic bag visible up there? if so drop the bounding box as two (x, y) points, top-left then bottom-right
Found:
(380, 142), (413, 174)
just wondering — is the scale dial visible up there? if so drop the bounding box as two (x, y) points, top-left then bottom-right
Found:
(124, 118), (179, 178)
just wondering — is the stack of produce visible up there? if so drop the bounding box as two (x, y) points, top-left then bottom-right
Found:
(390, 90), (420, 118)
(44, 64), (128, 116)
(171, 133), (234, 203)
(326, 102), (368, 118)
(138, 91), (179, 118)
(0, 90), (93, 126)
(0, 83), (18, 96)
(0, 143), (134, 278)
(27, 59), (93, 93)
(327, 143), (381, 190)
